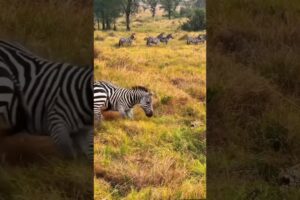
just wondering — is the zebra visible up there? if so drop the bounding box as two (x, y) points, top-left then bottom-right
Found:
(186, 34), (205, 45)
(93, 80), (118, 124)
(0, 40), (93, 160)
(119, 33), (136, 47)
(145, 36), (160, 46)
(94, 81), (153, 121)
(159, 34), (174, 44)
(157, 33), (165, 39)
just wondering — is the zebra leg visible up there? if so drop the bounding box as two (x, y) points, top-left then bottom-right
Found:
(118, 105), (127, 119)
(126, 109), (134, 119)
(72, 127), (93, 162)
(49, 123), (77, 159)
(94, 111), (102, 127)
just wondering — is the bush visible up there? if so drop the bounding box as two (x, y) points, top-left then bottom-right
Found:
(182, 9), (206, 31)
(179, 7), (193, 18)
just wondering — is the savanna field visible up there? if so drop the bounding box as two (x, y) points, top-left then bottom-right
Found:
(94, 10), (206, 200)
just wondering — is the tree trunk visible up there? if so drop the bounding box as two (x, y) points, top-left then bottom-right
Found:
(126, 12), (131, 31)
(151, 7), (156, 17)
(102, 18), (106, 30)
(106, 19), (111, 30)
(97, 18), (100, 30)
(168, 11), (171, 19)
(113, 19), (117, 31)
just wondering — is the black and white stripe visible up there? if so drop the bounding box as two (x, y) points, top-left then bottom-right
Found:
(145, 36), (160, 46)
(93, 81), (118, 123)
(159, 34), (174, 44)
(0, 40), (93, 160)
(187, 35), (205, 45)
(119, 33), (136, 47)
(94, 81), (153, 121)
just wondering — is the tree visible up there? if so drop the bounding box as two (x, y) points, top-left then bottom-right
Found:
(143, 0), (159, 17)
(181, 8), (206, 31)
(160, 0), (181, 19)
(121, 0), (139, 31)
(94, 0), (122, 30)
(195, 0), (205, 8)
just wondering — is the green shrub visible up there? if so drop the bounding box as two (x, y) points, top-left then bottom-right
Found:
(161, 96), (173, 105)
(182, 9), (206, 31)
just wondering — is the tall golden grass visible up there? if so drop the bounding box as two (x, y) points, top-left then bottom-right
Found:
(94, 10), (206, 200)
(207, 0), (300, 198)
(0, 0), (93, 65)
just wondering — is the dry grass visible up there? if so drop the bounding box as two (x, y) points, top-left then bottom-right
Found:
(208, 0), (300, 198)
(94, 10), (206, 200)
(0, 0), (93, 199)
(0, 0), (93, 66)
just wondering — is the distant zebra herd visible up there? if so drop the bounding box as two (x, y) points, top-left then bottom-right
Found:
(118, 32), (206, 47)
(94, 81), (154, 125)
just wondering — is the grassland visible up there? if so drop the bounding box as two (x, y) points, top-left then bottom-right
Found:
(0, 1), (93, 199)
(94, 9), (206, 200)
(208, 0), (300, 198)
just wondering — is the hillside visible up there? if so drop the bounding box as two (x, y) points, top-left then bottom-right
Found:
(208, 0), (300, 198)
(94, 10), (206, 200)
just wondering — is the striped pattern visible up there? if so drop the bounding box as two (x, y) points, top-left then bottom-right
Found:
(94, 81), (153, 121)
(146, 33), (173, 46)
(159, 34), (174, 44)
(187, 35), (205, 45)
(93, 81), (118, 123)
(119, 33), (136, 47)
(145, 36), (160, 46)
(0, 40), (93, 160)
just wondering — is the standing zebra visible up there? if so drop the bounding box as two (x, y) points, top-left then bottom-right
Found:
(187, 34), (205, 45)
(145, 36), (160, 46)
(156, 33), (165, 39)
(0, 40), (93, 160)
(159, 34), (174, 44)
(119, 33), (136, 47)
(94, 81), (153, 121)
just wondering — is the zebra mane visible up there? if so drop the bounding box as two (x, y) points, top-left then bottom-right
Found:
(131, 86), (150, 93)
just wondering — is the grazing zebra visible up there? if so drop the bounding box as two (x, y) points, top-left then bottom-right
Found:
(119, 33), (136, 47)
(94, 81), (153, 120)
(159, 34), (174, 44)
(187, 35), (205, 45)
(0, 40), (93, 160)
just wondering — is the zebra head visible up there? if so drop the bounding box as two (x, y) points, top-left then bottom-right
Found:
(132, 86), (153, 117)
(130, 33), (136, 40)
(166, 34), (174, 40)
(157, 32), (165, 39)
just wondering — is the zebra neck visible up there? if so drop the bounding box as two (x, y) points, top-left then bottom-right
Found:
(127, 90), (143, 108)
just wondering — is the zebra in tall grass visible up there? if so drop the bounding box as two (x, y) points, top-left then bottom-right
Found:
(159, 34), (174, 44)
(187, 34), (205, 45)
(93, 81), (118, 123)
(94, 81), (153, 121)
(0, 40), (93, 160)
(145, 36), (160, 46)
(119, 33), (136, 47)
(145, 33), (165, 46)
